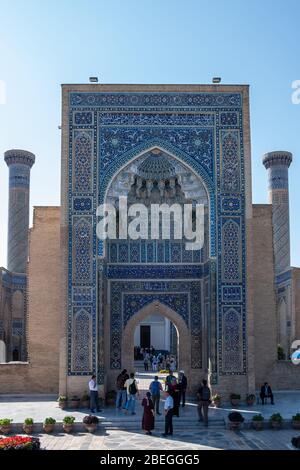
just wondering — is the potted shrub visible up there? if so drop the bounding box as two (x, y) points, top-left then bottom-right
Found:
(68, 396), (80, 409)
(291, 436), (300, 449)
(292, 413), (300, 430)
(43, 417), (56, 434)
(23, 418), (34, 435)
(230, 393), (241, 407)
(246, 394), (256, 406)
(212, 394), (221, 408)
(81, 391), (90, 409)
(0, 419), (13, 435)
(83, 415), (99, 433)
(269, 413), (283, 429)
(105, 390), (117, 406)
(228, 411), (244, 430)
(63, 415), (75, 434)
(57, 395), (67, 410)
(252, 414), (264, 430)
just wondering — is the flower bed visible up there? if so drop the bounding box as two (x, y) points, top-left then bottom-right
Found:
(0, 436), (40, 451)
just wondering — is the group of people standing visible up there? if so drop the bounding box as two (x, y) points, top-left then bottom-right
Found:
(89, 368), (212, 438)
(143, 350), (177, 373)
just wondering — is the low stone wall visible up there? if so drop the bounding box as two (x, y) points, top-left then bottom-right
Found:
(268, 361), (300, 390)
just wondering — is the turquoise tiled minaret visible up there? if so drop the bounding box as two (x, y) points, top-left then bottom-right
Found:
(4, 149), (35, 273)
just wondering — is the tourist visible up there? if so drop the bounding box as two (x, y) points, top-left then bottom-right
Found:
(178, 370), (187, 407)
(260, 382), (274, 405)
(152, 355), (158, 372)
(170, 358), (176, 373)
(166, 355), (170, 370)
(158, 353), (163, 370)
(116, 369), (129, 409)
(149, 375), (163, 414)
(165, 369), (173, 390)
(89, 374), (102, 413)
(143, 353), (149, 371)
(162, 390), (174, 437)
(124, 372), (139, 415)
(197, 379), (211, 426)
(142, 391), (155, 435)
(168, 376), (180, 417)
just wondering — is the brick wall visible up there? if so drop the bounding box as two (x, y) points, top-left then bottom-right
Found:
(0, 207), (61, 394)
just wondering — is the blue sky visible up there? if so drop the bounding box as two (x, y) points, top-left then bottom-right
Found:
(0, 0), (299, 266)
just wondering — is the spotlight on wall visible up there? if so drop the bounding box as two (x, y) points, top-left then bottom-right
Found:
(89, 77), (98, 83)
(212, 77), (221, 84)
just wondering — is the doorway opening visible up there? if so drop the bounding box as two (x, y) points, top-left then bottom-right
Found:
(133, 313), (178, 372)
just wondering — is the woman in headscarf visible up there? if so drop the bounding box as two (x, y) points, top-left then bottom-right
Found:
(141, 391), (155, 435)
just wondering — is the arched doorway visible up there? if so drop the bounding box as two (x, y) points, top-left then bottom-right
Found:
(122, 301), (190, 376)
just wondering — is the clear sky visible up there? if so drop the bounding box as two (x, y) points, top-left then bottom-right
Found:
(0, 0), (299, 267)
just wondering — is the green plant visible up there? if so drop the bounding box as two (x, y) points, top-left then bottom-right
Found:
(82, 391), (89, 401)
(63, 416), (75, 424)
(277, 345), (285, 360)
(252, 414), (264, 421)
(270, 413), (283, 423)
(106, 390), (116, 399)
(44, 417), (56, 425)
(24, 418), (34, 425)
(212, 394), (221, 401)
(83, 415), (99, 425)
(246, 394), (256, 401)
(230, 393), (241, 400)
(292, 413), (300, 421)
(0, 419), (12, 426)
(57, 395), (67, 402)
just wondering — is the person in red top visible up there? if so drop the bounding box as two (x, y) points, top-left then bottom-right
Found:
(141, 391), (155, 435)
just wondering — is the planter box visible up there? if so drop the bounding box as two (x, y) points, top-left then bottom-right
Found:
(58, 401), (67, 410)
(270, 420), (282, 430)
(229, 421), (242, 431)
(68, 400), (80, 409)
(43, 424), (55, 434)
(230, 399), (240, 407)
(213, 400), (221, 408)
(23, 424), (34, 435)
(84, 423), (98, 433)
(252, 421), (264, 431)
(81, 400), (90, 409)
(0, 425), (12, 435)
(63, 424), (74, 434)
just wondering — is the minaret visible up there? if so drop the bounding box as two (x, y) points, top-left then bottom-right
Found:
(262, 151), (293, 275)
(4, 149), (35, 273)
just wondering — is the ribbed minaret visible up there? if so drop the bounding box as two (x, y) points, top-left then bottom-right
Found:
(262, 151), (293, 275)
(4, 149), (35, 273)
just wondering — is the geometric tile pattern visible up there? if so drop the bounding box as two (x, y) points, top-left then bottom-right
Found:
(67, 91), (247, 379)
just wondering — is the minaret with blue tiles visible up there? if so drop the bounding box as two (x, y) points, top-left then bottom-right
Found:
(4, 149), (35, 273)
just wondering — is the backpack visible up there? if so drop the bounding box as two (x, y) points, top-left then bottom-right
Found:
(129, 379), (137, 395)
(150, 380), (161, 396)
(201, 386), (211, 401)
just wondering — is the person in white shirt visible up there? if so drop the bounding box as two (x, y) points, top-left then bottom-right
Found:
(162, 390), (174, 437)
(88, 374), (102, 413)
(124, 372), (139, 415)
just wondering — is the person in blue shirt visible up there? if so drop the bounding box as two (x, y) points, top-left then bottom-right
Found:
(149, 375), (163, 415)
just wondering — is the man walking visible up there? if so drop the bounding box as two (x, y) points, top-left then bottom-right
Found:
(89, 374), (102, 413)
(124, 372), (139, 415)
(162, 390), (174, 437)
(197, 379), (211, 426)
(149, 375), (163, 415)
(116, 369), (129, 409)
